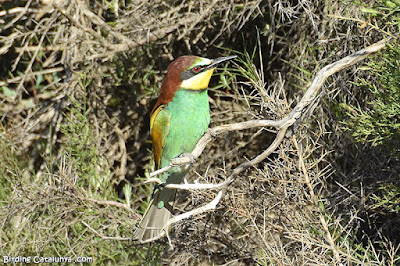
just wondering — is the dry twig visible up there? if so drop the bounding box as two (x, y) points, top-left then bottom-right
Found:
(139, 191), (223, 246)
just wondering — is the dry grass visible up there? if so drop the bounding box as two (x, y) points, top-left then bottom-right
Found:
(1, 0), (399, 264)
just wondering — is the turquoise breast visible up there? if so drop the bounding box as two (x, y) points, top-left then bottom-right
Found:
(160, 88), (210, 170)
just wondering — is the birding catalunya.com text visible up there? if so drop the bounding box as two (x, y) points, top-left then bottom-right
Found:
(2, 255), (93, 263)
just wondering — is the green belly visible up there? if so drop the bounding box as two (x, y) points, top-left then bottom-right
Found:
(160, 88), (210, 180)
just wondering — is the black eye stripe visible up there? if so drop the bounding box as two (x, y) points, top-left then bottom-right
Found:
(180, 66), (205, 80)
(180, 70), (194, 80)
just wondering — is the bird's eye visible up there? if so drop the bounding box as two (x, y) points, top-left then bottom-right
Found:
(192, 66), (200, 72)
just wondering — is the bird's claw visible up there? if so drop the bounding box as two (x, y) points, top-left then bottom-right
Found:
(180, 153), (195, 164)
(154, 183), (167, 190)
(172, 153), (195, 165)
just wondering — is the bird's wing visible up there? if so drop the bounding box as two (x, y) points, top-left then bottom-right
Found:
(150, 104), (170, 168)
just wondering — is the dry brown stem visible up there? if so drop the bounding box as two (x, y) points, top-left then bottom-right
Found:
(85, 198), (141, 220)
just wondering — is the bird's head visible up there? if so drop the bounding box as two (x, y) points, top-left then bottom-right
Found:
(154, 55), (236, 110)
(177, 55), (236, 90)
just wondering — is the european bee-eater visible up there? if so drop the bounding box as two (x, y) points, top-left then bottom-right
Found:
(133, 55), (236, 243)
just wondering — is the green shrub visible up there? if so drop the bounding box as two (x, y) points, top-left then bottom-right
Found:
(340, 43), (400, 147)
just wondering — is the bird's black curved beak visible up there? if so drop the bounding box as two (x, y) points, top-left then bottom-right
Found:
(206, 55), (237, 70)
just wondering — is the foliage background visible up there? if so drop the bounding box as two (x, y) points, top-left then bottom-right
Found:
(0, 0), (399, 264)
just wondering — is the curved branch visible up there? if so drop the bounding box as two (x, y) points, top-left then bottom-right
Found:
(149, 36), (394, 179)
(137, 191), (223, 245)
(139, 36), (396, 244)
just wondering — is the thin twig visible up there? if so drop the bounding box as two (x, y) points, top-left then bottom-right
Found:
(163, 190), (223, 235)
(114, 125), (127, 180)
(292, 135), (318, 204)
(86, 198), (141, 220)
(137, 191), (223, 246)
(320, 215), (342, 263)
(82, 221), (132, 241)
(0, 67), (64, 88)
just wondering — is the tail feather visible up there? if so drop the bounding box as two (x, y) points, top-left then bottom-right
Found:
(133, 188), (176, 243)
(134, 168), (188, 243)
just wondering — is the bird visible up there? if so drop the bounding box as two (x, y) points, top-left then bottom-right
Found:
(133, 55), (236, 243)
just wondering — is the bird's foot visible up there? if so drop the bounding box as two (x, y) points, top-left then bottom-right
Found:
(181, 153), (195, 163)
(154, 182), (167, 191)
(172, 153), (195, 165)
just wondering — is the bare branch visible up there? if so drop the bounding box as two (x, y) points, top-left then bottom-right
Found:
(140, 38), (395, 241)
(149, 37), (394, 179)
(137, 191), (223, 245)
(164, 191), (222, 229)
(145, 177), (232, 191)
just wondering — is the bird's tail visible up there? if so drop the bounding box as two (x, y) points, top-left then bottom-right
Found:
(133, 187), (176, 243)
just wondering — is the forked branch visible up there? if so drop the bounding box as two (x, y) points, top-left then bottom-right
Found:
(149, 36), (394, 181)
(143, 36), (396, 245)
